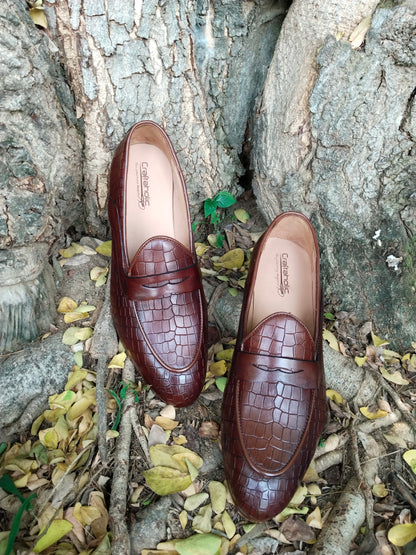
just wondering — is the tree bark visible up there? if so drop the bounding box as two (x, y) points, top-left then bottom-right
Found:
(47, 0), (285, 236)
(252, 1), (416, 349)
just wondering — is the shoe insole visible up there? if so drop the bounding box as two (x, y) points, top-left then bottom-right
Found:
(126, 143), (188, 263)
(247, 237), (316, 337)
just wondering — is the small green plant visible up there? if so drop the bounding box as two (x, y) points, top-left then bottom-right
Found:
(106, 381), (141, 431)
(203, 191), (236, 247)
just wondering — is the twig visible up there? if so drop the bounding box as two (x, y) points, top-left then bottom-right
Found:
(368, 367), (416, 430)
(350, 426), (374, 531)
(129, 405), (152, 467)
(90, 272), (118, 463)
(108, 358), (135, 555)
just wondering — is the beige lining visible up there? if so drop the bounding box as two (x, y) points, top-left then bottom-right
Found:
(125, 141), (189, 262)
(246, 216), (317, 337)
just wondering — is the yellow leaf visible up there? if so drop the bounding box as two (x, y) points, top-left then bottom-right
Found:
(49, 390), (77, 411)
(62, 327), (93, 346)
(179, 510), (188, 530)
(107, 352), (127, 369)
(216, 348), (234, 362)
(39, 428), (58, 449)
(302, 465), (320, 483)
(73, 502), (101, 526)
(31, 414), (45, 436)
(209, 481), (227, 515)
(96, 241), (112, 257)
(372, 483), (388, 498)
(29, 7), (48, 29)
(67, 389), (96, 420)
(160, 405), (176, 420)
(143, 466), (192, 495)
(33, 520), (73, 553)
(234, 208), (250, 223)
(307, 484), (322, 496)
(90, 266), (108, 281)
(403, 450), (416, 474)
(209, 360), (227, 377)
(323, 329), (339, 352)
(355, 356), (367, 367)
(388, 523), (416, 547)
(207, 234), (218, 248)
(64, 311), (90, 324)
(222, 510), (236, 539)
(326, 389), (344, 404)
(59, 243), (85, 258)
(371, 332), (389, 347)
(215, 248), (245, 270)
(379, 367), (409, 386)
(173, 435), (187, 445)
(192, 504), (212, 534)
(288, 485), (308, 507)
(195, 243), (211, 256)
(176, 533), (221, 555)
(306, 506), (322, 529)
(155, 416), (179, 430)
(65, 368), (88, 390)
(57, 297), (78, 313)
(149, 444), (203, 473)
(359, 407), (388, 420)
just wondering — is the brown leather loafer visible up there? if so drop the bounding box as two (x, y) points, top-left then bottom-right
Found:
(221, 212), (326, 521)
(108, 121), (207, 407)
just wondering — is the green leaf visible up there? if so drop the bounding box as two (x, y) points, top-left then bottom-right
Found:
(106, 390), (122, 431)
(204, 198), (217, 218)
(176, 533), (221, 555)
(228, 288), (238, 297)
(0, 443), (7, 457)
(62, 326), (93, 346)
(215, 377), (227, 392)
(324, 312), (335, 320)
(215, 234), (225, 248)
(33, 519), (73, 553)
(213, 191), (236, 208)
(209, 481), (226, 514)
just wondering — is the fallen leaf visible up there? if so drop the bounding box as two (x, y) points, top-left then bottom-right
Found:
(355, 356), (367, 367)
(379, 367), (409, 386)
(173, 435), (187, 445)
(388, 523), (416, 547)
(372, 483), (389, 498)
(39, 428), (58, 449)
(403, 450), (416, 474)
(160, 405), (176, 420)
(59, 243), (85, 259)
(65, 368), (88, 391)
(149, 444), (203, 473)
(360, 407), (388, 420)
(192, 504), (212, 534)
(371, 332), (389, 348)
(209, 481), (227, 514)
(323, 329), (339, 352)
(62, 327), (93, 346)
(29, 6), (48, 28)
(57, 297), (78, 313)
(195, 243), (211, 256)
(222, 510), (236, 539)
(306, 506), (322, 529)
(215, 377), (227, 392)
(234, 208), (250, 223)
(33, 519), (73, 553)
(179, 510), (188, 530)
(155, 416), (179, 431)
(216, 349), (234, 361)
(184, 492), (209, 512)
(176, 532), (221, 555)
(185, 459), (199, 482)
(143, 466), (192, 496)
(95, 241), (112, 257)
(349, 16), (371, 48)
(209, 360), (227, 377)
(107, 352), (127, 368)
(280, 515), (315, 542)
(215, 249), (245, 270)
(326, 389), (344, 404)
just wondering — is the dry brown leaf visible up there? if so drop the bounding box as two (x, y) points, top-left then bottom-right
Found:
(198, 421), (219, 440)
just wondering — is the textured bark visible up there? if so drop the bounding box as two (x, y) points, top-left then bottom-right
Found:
(252, 1), (416, 348)
(48, 0), (285, 236)
(0, 0), (82, 352)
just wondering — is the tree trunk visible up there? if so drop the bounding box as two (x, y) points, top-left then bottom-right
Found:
(252, 0), (416, 349)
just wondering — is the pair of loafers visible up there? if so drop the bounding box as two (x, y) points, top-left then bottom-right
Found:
(108, 121), (326, 522)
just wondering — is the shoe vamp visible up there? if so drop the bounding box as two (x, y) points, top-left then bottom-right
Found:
(135, 289), (201, 370)
(237, 378), (314, 475)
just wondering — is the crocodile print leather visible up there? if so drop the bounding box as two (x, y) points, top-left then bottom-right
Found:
(108, 121), (207, 407)
(221, 213), (326, 522)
